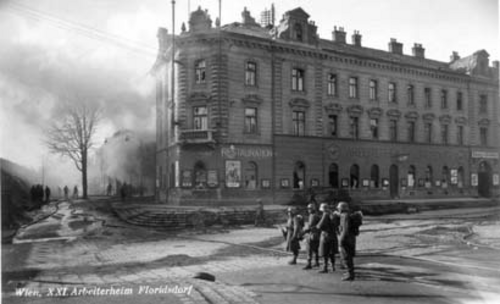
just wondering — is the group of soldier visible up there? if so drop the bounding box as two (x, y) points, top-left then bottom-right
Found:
(30, 184), (51, 204)
(283, 201), (362, 281)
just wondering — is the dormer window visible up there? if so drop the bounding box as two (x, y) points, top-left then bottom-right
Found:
(294, 23), (303, 41)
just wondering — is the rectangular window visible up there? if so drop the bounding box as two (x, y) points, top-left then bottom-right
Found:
(424, 88), (432, 108)
(350, 117), (359, 139)
(389, 119), (398, 141)
(424, 122), (432, 143)
(457, 125), (464, 145)
(244, 108), (257, 133)
(407, 121), (415, 142)
(293, 111), (305, 136)
(407, 85), (415, 105)
(370, 118), (379, 139)
(441, 89), (448, 109)
(292, 68), (305, 91)
(193, 106), (208, 130)
(480, 127), (488, 146)
(388, 82), (397, 103)
(195, 60), (206, 84)
(441, 124), (449, 144)
(327, 74), (337, 96)
(328, 114), (338, 137)
(479, 95), (488, 113)
(245, 61), (257, 86)
(369, 80), (378, 101)
(456, 92), (463, 111)
(349, 77), (358, 98)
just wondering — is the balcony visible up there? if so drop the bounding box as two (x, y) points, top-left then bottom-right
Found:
(179, 129), (216, 146)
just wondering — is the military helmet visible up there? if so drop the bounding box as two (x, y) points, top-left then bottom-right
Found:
(337, 202), (349, 212)
(319, 203), (329, 212)
(307, 203), (316, 210)
(287, 207), (296, 214)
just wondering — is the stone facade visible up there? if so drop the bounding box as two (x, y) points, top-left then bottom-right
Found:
(152, 6), (500, 205)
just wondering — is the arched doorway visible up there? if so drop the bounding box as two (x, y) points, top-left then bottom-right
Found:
(328, 163), (339, 189)
(390, 164), (399, 198)
(478, 161), (492, 197)
(293, 161), (305, 189)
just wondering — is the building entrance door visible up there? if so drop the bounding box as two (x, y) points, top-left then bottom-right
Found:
(390, 164), (399, 198)
(478, 161), (491, 197)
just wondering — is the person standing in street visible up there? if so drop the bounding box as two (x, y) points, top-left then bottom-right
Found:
(338, 201), (356, 281)
(316, 203), (337, 273)
(63, 185), (69, 200)
(44, 186), (51, 204)
(73, 185), (78, 199)
(282, 207), (303, 265)
(254, 199), (266, 227)
(302, 203), (321, 270)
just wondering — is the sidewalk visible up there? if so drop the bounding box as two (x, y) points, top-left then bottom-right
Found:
(359, 196), (499, 215)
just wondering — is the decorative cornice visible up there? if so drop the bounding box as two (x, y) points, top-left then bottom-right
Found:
(347, 105), (364, 117)
(188, 92), (211, 103)
(241, 94), (263, 106)
(386, 109), (402, 119)
(404, 111), (419, 121)
(289, 98), (310, 110)
(478, 118), (491, 126)
(455, 116), (468, 125)
(367, 107), (383, 118)
(422, 113), (436, 122)
(439, 114), (452, 124)
(324, 103), (343, 114)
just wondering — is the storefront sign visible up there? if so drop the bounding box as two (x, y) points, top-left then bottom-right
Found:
(472, 151), (499, 159)
(222, 146), (273, 159)
(225, 160), (241, 188)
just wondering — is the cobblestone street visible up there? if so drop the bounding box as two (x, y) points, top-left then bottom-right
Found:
(3, 200), (500, 304)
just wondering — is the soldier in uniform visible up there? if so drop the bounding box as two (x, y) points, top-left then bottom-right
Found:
(282, 207), (303, 265)
(302, 203), (321, 270)
(338, 202), (356, 281)
(316, 203), (338, 273)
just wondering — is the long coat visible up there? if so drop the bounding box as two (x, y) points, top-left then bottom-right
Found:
(285, 216), (302, 253)
(317, 212), (339, 257)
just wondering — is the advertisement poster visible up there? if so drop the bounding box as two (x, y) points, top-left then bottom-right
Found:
(471, 173), (478, 187)
(225, 160), (241, 188)
(181, 170), (193, 188)
(207, 170), (219, 188)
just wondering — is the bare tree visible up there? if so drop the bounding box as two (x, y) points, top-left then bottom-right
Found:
(46, 100), (101, 199)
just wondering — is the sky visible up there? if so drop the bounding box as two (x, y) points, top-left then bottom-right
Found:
(0, 0), (498, 183)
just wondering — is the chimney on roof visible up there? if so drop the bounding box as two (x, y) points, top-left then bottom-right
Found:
(388, 38), (403, 55)
(450, 51), (460, 62)
(351, 30), (362, 47)
(332, 26), (346, 44)
(412, 43), (425, 58)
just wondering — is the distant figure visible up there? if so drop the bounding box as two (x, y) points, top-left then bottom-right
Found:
(302, 203), (321, 270)
(30, 185), (36, 203)
(106, 183), (112, 196)
(73, 185), (78, 199)
(44, 186), (51, 203)
(254, 199), (265, 227)
(120, 183), (127, 201)
(63, 185), (69, 199)
(338, 202), (356, 281)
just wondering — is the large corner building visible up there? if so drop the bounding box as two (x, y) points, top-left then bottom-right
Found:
(152, 6), (500, 205)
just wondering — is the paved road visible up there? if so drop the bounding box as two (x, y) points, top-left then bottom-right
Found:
(2, 200), (500, 304)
